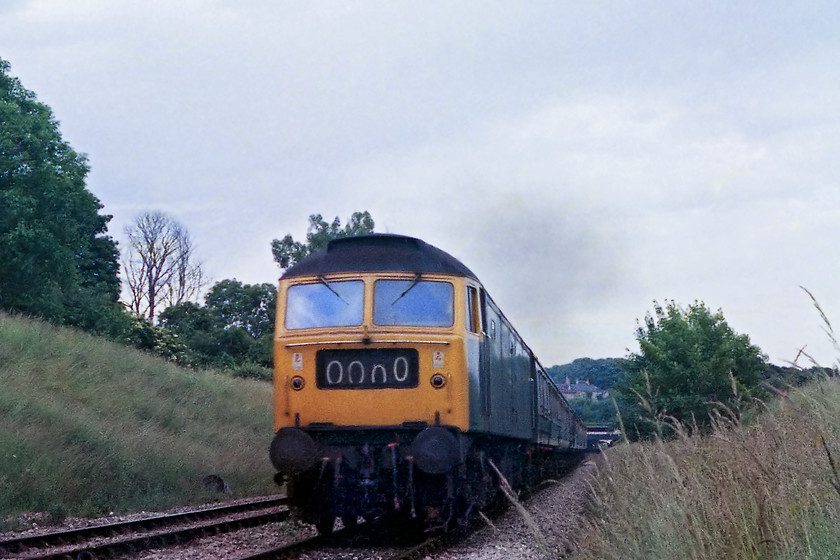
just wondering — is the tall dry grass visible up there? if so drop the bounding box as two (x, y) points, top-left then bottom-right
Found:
(580, 389), (840, 559)
(577, 296), (840, 559)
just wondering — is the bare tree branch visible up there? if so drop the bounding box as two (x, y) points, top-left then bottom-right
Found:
(123, 212), (205, 322)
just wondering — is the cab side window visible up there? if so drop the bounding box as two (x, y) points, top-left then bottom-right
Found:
(466, 286), (481, 333)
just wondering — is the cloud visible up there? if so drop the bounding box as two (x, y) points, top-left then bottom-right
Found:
(5, 0), (840, 365)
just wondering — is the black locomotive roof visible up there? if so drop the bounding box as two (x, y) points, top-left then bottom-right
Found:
(281, 234), (478, 280)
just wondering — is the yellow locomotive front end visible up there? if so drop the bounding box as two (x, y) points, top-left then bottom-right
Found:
(268, 235), (484, 533)
(273, 271), (470, 432)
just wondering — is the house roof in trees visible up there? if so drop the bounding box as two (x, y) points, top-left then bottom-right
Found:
(558, 381), (602, 393)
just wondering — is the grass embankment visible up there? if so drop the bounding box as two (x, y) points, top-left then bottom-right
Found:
(0, 313), (276, 527)
(579, 376), (840, 559)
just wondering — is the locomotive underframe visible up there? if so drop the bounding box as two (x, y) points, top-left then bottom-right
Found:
(276, 425), (582, 534)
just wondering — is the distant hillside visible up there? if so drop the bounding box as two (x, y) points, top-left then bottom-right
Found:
(0, 313), (276, 526)
(548, 356), (831, 393)
(546, 358), (626, 427)
(548, 357), (628, 390)
(547, 357), (832, 428)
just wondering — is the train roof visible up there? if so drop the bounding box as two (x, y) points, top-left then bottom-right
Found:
(281, 234), (479, 280)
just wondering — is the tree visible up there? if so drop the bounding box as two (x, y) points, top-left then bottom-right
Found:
(204, 279), (276, 339)
(615, 300), (767, 439)
(123, 211), (204, 322)
(0, 57), (123, 332)
(158, 279), (277, 370)
(548, 357), (628, 390)
(271, 211), (374, 269)
(569, 397), (619, 427)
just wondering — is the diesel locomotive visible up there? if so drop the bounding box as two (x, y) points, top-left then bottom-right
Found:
(269, 234), (586, 534)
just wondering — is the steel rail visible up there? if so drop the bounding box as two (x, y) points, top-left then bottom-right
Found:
(0, 495), (287, 558)
(233, 518), (473, 560)
(232, 534), (325, 560)
(29, 509), (290, 560)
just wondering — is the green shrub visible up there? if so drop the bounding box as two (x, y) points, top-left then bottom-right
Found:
(230, 362), (273, 382)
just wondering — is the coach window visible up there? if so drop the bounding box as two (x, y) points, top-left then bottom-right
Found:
(285, 280), (364, 329)
(373, 279), (454, 327)
(466, 286), (480, 333)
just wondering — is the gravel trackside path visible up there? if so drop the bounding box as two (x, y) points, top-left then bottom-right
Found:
(431, 458), (598, 560)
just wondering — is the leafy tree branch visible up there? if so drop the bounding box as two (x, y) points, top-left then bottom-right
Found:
(271, 211), (374, 269)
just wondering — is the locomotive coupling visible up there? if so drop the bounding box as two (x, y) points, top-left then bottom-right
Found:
(269, 428), (320, 474)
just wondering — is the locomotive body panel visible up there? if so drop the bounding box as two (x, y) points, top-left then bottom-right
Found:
(468, 297), (534, 441)
(273, 272), (472, 432)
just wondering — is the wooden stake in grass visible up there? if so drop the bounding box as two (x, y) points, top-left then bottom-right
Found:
(486, 458), (551, 557)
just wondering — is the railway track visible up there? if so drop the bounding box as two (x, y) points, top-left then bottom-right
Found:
(233, 532), (327, 560)
(1, 458), (593, 559)
(0, 496), (288, 559)
(236, 501), (507, 560)
(1, 499), (466, 560)
(233, 522), (479, 560)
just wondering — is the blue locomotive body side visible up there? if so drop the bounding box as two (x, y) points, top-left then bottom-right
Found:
(467, 292), (586, 449)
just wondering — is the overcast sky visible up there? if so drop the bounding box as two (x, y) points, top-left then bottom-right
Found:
(4, 1), (840, 367)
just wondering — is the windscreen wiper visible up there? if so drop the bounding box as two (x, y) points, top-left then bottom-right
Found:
(318, 276), (349, 305)
(392, 273), (422, 306)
